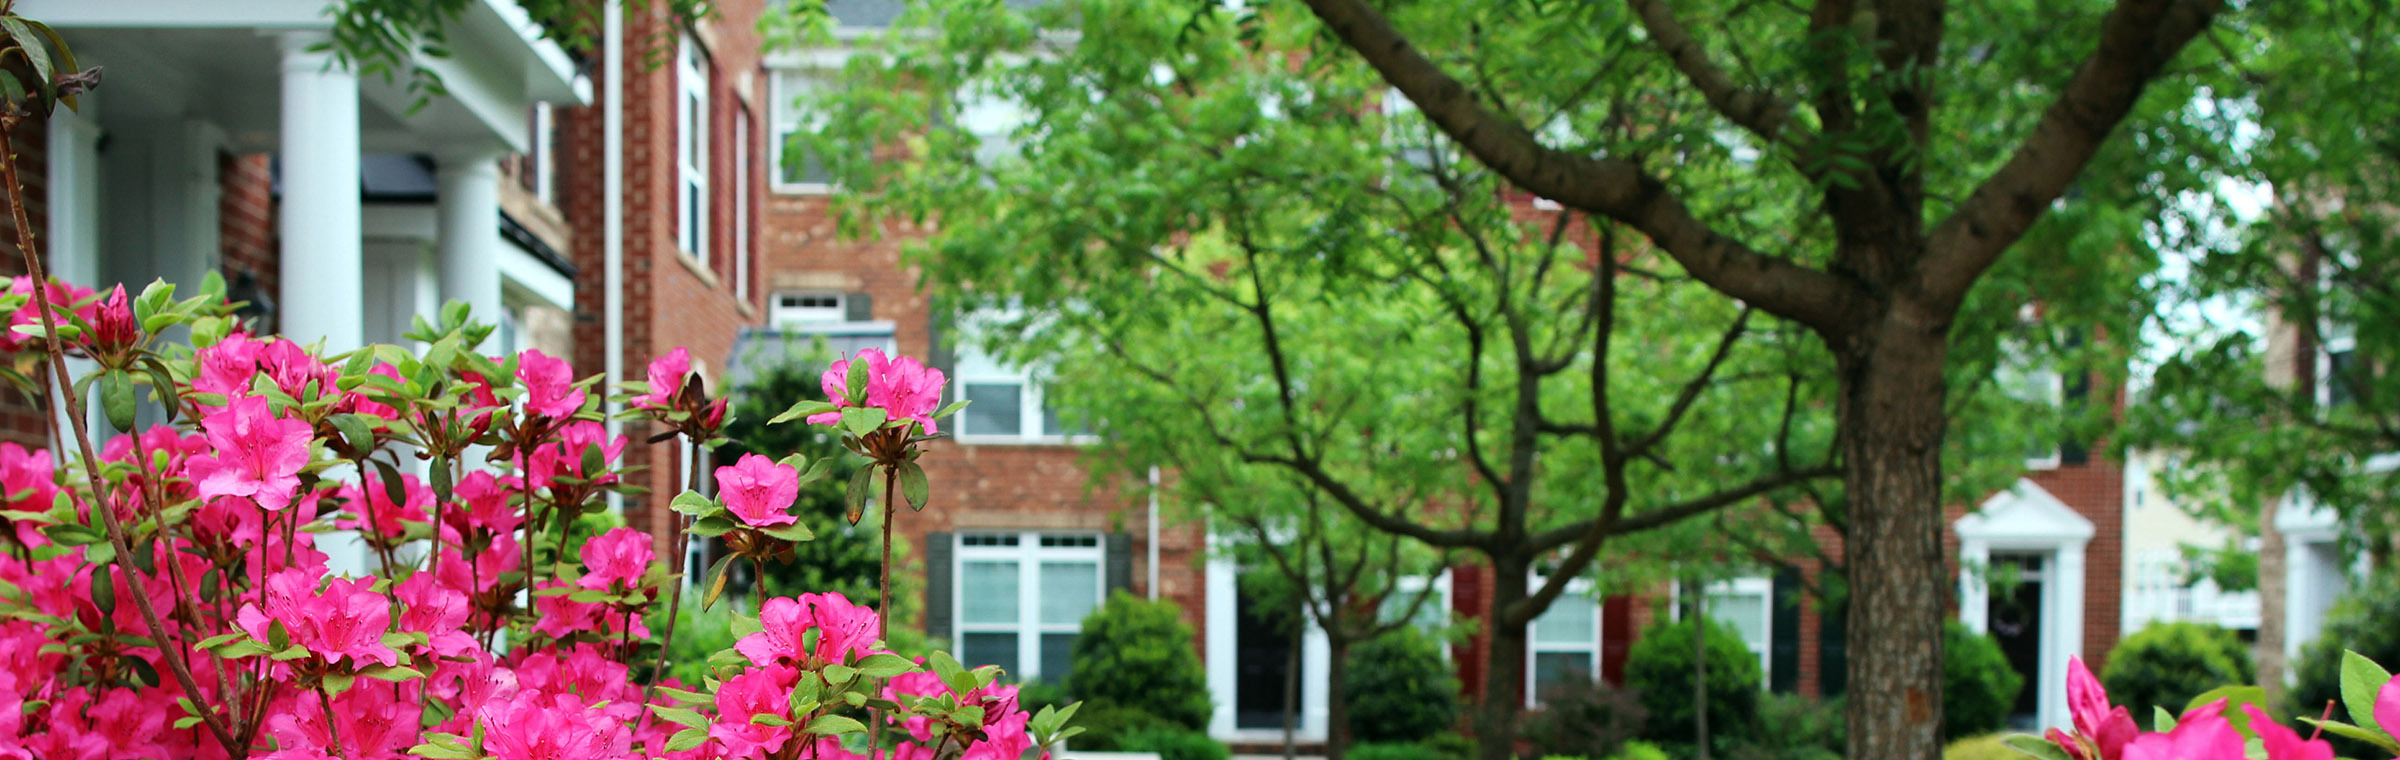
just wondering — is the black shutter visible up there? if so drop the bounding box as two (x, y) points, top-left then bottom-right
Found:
(926, 297), (958, 388)
(1770, 569), (1802, 694)
(926, 531), (953, 642)
(845, 292), (874, 322)
(2060, 331), (2090, 465)
(1105, 533), (1133, 598)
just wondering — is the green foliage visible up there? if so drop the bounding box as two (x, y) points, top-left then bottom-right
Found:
(1602, 743), (1669, 760)
(717, 345), (917, 627)
(2295, 573), (2400, 756)
(1945, 622), (2026, 741)
(1017, 679), (1074, 716)
(1068, 592), (1212, 730)
(326, 0), (710, 106)
(2101, 622), (2254, 720)
(643, 592), (739, 687)
(1522, 675), (1645, 760)
(1113, 727), (1230, 760)
(1344, 628), (1460, 743)
(1624, 618), (1761, 752)
(1347, 741), (1446, 760)
(1724, 694), (1843, 760)
(1419, 732), (1474, 760)
(1062, 701), (1171, 752)
(1942, 735), (2020, 760)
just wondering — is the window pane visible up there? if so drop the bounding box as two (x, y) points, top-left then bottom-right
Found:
(964, 383), (1023, 435)
(1707, 591), (1770, 651)
(961, 632), (1019, 674)
(960, 561), (1019, 625)
(1532, 593), (1596, 645)
(1532, 652), (1593, 700)
(1039, 633), (1076, 683)
(1039, 561), (1100, 626)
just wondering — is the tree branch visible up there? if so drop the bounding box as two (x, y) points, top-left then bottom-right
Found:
(1922, 0), (2223, 306)
(1295, 0), (1867, 333)
(1628, 0), (1797, 144)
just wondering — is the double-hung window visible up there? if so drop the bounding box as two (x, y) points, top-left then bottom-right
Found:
(770, 68), (835, 192)
(676, 35), (711, 262)
(955, 532), (1106, 682)
(1701, 576), (1775, 688)
(1526, 576), (1600, 706)
(949, 311), (1088, 442)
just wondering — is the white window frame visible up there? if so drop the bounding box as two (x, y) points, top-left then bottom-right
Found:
(1526, 575), (1601, 707)
(954, 531), (1107, 682)
(1679, 576), (1775, 689)
(950, 310), (1094, 445)
(734, 109), (752, 301)
(769, 291), (848, 327)
(676, 35), (711, 263)
(1382, 570), (1453, 660)
(769, 66), (835, 194)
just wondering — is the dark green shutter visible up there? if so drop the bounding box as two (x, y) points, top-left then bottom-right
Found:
(1819, 596), (1848, 697)
(1105, 533), (1132, 598)
(1770, 569), (1801, 694)
(926, 531), (953, 641)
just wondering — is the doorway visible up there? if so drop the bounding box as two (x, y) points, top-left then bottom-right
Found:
(1989, 552), (2047, 729)
(1234, 580), (1301, 730)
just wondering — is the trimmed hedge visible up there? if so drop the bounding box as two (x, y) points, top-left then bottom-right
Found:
(1624, 617), (1762, 752)
(1945, 622), (2025, 740)
(2101, 621), (2252, 719)
(1345, 628), (1460, 743)
(1069, 592), (1213, 730)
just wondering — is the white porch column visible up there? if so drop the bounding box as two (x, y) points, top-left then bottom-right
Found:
(2045, 542), (2090, 733)
(435, 150), (507, 327)
(1958, 539), (1991, 635)
(276, 31), (363, 353)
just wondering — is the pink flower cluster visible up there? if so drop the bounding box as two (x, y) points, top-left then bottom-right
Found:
(810, 349), (948, 434)
(2046, 657), (2352, 760)
(0, 323), (1041, 760)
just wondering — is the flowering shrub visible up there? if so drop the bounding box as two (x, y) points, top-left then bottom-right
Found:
(0, 271), (1072, 759)
(2006, 651), (2400, 760)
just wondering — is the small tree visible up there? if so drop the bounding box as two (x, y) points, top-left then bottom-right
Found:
(1069, 591), (1214, 731)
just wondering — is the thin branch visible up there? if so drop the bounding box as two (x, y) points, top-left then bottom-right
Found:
(1625, 306), (1755, 458)
(1628, 0), (1798, 144)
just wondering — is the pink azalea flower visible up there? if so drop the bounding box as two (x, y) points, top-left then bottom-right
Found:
(259, 337), (339, 401)
(711, 665), (798, 760)
(185, 394), (314, 511)
(737, 593), (883, 668)
(2380, 674), (2400, 753)
(266, 681), (413, 760)
(528, 421), (627, 491)
(193, 333), (266, 398)
(518, 348), (586, 420)
(965, 710), (1035, 760)
(84, 687), (169, 760)
(2121, 700), (2244, 760)
(447, 470), (526, 536)
(396, 571), (479, 657)
(2047, 656), (2139, 760)
(808, 349), (948, 434)
(716, 454), (799, 528)
(0, 275), (97, 354)
(2242, 704), (2334, 760)
(578, 526), (656, 592)
(479, 692), (634, 760)
(637, 347), (692, 410)
(531, 579), (650, 641)
(235, 570), (400, 668)
(87, 284), (135, 352)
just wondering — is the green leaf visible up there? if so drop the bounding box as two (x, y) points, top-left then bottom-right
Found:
(689, 515), (738, 538)
(856, 652), (913, 678)
(670, 490), (717, 516)
(898, 461), (929, 511)
(934, 399), (970, 419)
(2183, 685), (2267, 735)
(365, 665), (428, 682)
(841, 405), (889, 438)
(100, 370), (135, 434)
(2344, 650), (2393, 735)
(88, 563), (114, 617)
(0, 19), (54, 103)
(929, 651), (973, 695)
(323, 672), (356, 694)
(2000, 735), (2075, 760)
(702, 553), (736, 611)
(2300, 717), (2400, 755)
(650, 704), (710, 729)
(845, 359), (871, 406)
(2152, 705), (2177, 733)
(373, 459), (410, 510)
(666, 728), (709, 752)
(762, 522), (816, 543)
(806, 714), (870, 736)
(769, 399), (838, 425)
(823, 663), (858, 683)
(845, 466), (875, 524)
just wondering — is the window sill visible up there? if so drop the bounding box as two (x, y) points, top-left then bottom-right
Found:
(773, 182), (837, 196)
(676, 250), (723, 290)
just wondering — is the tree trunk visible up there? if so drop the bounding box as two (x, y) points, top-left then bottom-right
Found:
(2257, 498), (2288, 711)
(1475, 560), (1529, 760)
(1838, 319), (1952, 760)
(1328, 636), (1352, 760)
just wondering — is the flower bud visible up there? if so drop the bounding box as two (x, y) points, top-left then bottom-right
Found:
(91, 284), (137, 352)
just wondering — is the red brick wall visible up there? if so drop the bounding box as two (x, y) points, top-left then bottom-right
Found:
(218, 152), (278, 309)
(564, 3), (770, 559)
(0, 116), (49, 448)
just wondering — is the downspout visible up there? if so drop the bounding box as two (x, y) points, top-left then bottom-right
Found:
(602, 0), (627, 514)
(1148, 465), (1161, 601)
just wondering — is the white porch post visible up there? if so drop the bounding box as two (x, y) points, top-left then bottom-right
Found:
(435, 150), (507, 327)
(1959, 538), (1991, 635)
(2045, 542), (2090, 733)
(276, 31), (363, 353)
